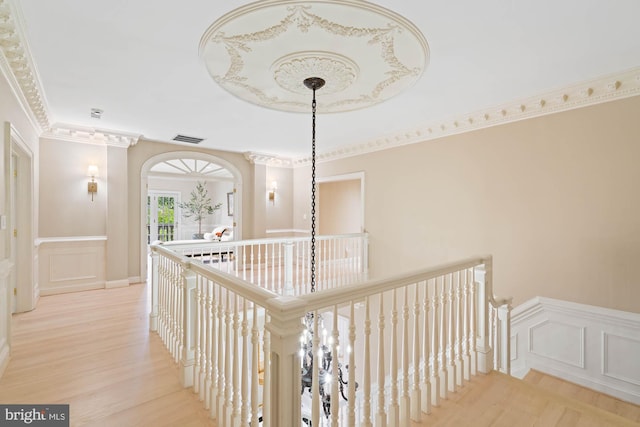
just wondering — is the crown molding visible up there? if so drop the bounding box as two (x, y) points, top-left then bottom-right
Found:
(0, 0), (50, 132)
(43, 124), (141, 148)
(291, 66), (640, 165)
(244, 152), (293, 167)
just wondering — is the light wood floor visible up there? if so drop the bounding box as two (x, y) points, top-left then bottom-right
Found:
(1, 285), (638, 426)
(0, 284), (215, 427)
(416, 371), (640, 427)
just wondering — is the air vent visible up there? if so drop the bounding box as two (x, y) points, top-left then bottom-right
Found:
(90, 108), (103, 119)
(172, 134), (204, 144)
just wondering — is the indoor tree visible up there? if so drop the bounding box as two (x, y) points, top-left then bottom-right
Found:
(178, 181), (222, 239)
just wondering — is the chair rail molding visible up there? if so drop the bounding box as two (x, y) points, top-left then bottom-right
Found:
(510, 296), (640, 405)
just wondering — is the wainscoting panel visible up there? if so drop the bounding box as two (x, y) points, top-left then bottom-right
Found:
(37, 237), (106, 295)
(511, 297), (640, 405)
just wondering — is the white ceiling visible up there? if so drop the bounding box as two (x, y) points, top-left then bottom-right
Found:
(13, 0), (640, 158)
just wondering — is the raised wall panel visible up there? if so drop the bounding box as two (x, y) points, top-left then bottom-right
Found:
(511, 297), (640, 404)
(529, 320), (585, 368)
(37, 238), (106, 295)
(602, 332), (640, 386)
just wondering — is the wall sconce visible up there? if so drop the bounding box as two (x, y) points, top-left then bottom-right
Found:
(87, 165), (98, 201)
(268, 181), (277, 201)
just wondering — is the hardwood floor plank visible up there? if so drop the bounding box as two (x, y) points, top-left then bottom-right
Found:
(0, 284), (215, 427)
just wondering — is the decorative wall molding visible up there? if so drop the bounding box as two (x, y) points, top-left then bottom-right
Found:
(291, 66), (640, 166)
(244, 152), (293, 167)
(0, 0), (50, 132)
(511, 296), (640, 405)
(42, 124), (141, 147)
(37, 238), (106, 295)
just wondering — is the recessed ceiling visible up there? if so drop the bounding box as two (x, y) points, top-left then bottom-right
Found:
(10, 0), (640, 158)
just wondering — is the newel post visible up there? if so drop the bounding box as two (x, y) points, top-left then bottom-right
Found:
(149, 249), (159, 331)
(180, 265), (197, 387)
(475, 258), (493, 374)
(264, 296), (306, 427)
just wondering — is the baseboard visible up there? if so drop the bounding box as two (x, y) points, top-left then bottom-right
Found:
(129, 276), (143, 285)
(511, 297), (640, 405)
(40, 282), (104, 296)
(105, 279), (129, 289)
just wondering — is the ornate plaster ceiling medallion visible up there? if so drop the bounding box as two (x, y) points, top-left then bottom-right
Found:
(272, 51), (358, 95)
(199, 0), (429, 113)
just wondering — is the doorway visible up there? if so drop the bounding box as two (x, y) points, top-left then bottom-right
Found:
(318, 172), (365, 235)
(147, 192), (180, 243)
(5, 123), (35, 313)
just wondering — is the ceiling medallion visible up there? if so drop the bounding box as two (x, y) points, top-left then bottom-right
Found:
(199, 0), (429, 113)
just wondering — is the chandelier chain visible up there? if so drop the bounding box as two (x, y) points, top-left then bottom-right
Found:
(310, 87), (317, 293)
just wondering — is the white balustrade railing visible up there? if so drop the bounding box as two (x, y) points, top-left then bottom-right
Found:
(149, 236), (511, 427)
(159, 233), (368, 295)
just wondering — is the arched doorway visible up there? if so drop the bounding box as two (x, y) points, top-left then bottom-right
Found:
(139, 152), (243, 281)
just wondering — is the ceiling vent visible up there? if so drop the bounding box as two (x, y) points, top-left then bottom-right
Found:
(172, 134), (204, 144)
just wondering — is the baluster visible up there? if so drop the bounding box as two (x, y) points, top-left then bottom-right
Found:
(400, 286), (410, 425)
(263, 316), (271, 427)
(469, 268), (477, 376)
(264, 244), (270, 292)
(389, 289), (399, 427)
(250, 245), (255, 285)
(241, 298), (249, 426)
(176, 264), (184, 364)
(432, 277), (443, 403)
(211, 282), (224, 419)
(250, 304), (260, 427)
(376, 294), (387, 427)
(455, 271), (465, 387)
(201, 277), (209, 399)
(447, 274), (457, 393)
(348, 301), (356, 427)
(361, 296), (373, 427)
(496, 306), (500, 370)
(462, 269), (471, 381)
(411, 283), (421, 421)
(194, 277), (202, 395)
(206, 280), (214, 412)
(232, 294), (241, 425)
(422, 280), (432, 414)
(216, 286), (225, 420)
(257, 245), (262, 290)
(242, 244), (247, 282)
(276, 243), (281, 293)
(438, 275), (448, 400)
(224, 290), (233, 426)
(331, 306), (340, 426)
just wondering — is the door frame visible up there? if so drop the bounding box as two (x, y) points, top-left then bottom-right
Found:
(4, 122), (36, 313)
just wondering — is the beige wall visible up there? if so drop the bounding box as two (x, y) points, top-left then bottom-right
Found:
(307, 96), (640, 313)
(39, 138), (107, 237)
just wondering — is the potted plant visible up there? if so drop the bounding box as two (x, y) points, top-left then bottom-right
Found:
(178, 181), (222, 239)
